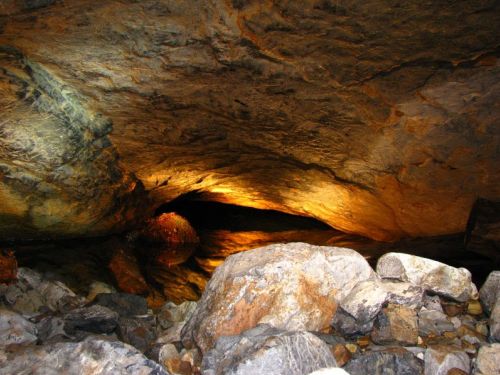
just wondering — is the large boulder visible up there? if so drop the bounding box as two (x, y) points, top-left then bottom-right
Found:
(376, 253), (477, 302)
(0, 337), (168, 375)
(201, 324), (337, 375)
(182, 243), (374, 353)
(479, 271), (500, 315)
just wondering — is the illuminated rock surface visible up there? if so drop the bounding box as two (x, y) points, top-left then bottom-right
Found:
(0, 0), (499, 240)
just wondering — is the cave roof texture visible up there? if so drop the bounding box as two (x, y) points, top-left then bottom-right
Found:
(0, 0), (499, 241)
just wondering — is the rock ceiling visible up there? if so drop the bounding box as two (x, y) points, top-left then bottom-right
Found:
(0, 0), (499, 241)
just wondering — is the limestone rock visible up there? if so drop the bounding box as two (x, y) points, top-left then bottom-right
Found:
(418, 308), (455, 337)
(331, 308), (374, 337)
(344, 348), (424, 375)
(376, 253), (477, 302)
(182, 243), (374, 353)
(382, 280), (425, 308)
(201, 325), (337, 375)
(0, 309), (37, 347)
(63, 305), (119, 334)
(475, 344), (500, 375)
(424, 346), (470, 375)
(479, 271), (500, 315)
(93, 293), (148, 317)
(340, 280), (388, 324)
(371, 304), (418, 346)
(0, 336), (168, 374)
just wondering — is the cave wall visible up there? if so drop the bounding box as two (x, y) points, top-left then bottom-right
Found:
(0, 0), (499, 240)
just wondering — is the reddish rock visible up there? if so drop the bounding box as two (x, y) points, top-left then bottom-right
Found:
(109, 247), (148, 295)
(141, 213), (199, 246)
(0, 249), (17, 284)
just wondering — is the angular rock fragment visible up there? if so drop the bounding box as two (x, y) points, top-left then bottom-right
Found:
(0, 309), (37, 347)
(117, 316), (156, 353)
(479, 271), (500, 315)
(371, 304), (418, 346)
(424, 345), (470, 375)
(376, 253), (477, 302)
(382, 280), (425, 308)
(418, 308), (455, 337)
(0, 336), (168, 374)
(343, 348), (423, 375)
(63, 305), (118, 334)
(201, 324), (337, 375)
(340, 280), (388, 324)
(475, 343), (500, 375)
(93, 292), (148, 317)
(182, 243), (374, 353)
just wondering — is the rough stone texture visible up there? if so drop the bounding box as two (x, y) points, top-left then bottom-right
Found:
(343, 348), (424, 375)
(0, 249), (17, 284)
(489, 302), (500, 342)
(201, 324), (337, 375)
(0, 308), (37, 347)
(475, 344), (500, 375)
(424, 346), (470, 375)
(371, 304), (418, 346)
(339, 279), (388, 324)
(479, 271), (500, 315)
(181, 243), (374, 353)
(382, 280), (424, 308)
(93, 293), (148, 317)
(0, 336), (168, 375)
(0, 0), (499, 241)
(117, 316), (157, 353)
(63, 304), (119, 334)
(158, 301), (197, 330)
(376, 253), (477, 301)
(418, 308), (455, 337)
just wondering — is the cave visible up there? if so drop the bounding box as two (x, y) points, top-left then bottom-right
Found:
(0, 1), (499, 374)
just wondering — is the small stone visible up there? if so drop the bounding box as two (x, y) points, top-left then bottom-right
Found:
(456, 325), (486, 345)
(331, 308), (374, 337)
(371, 304), (418, 346)
(441, 301), (467, 317)
(340, 279), (388, 323)
(467, 300), (483, 315)
(376, 253), (477, 302)
(475, 343), (500, 375)
(158, 301), (197, 330)
(180, 347), (202, 368)
(117, 316), (156, 353)
(331, 344), (351, 367)
(156, 322), (184, 345)
(418, 308), (455, 336)
(201, 324), (337, 375)
(424, 345), (470, 375)
(35, 315), (66, 343)
(63, 305), (118, 334)
(450, 317), (461, 330)
(0, 308), (37, 346)
(165, 358), (192, 375)
(159, 343), (180, 367)
(86, 281), (116, 302)
(94, 293), (148, 317)
(475, 321), (489, 337)
(356, 336), (370, 348)
(344, 348), (423, 375)
(345, 343), (358, 353)
(479, 271), (500, 315)
(418, 336), (424, 346)
(446, 368), (468, 375)
(423, 295), (444, 313)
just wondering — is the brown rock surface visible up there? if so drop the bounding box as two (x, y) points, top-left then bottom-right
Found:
(0, 0), (499, 240)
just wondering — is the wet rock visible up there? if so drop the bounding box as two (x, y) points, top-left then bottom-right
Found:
(63, 305), (118, 334)
(141, 213), (199, 246)
(182, 243), (374, 353)
(424, 345), (470, 375)
(201, 324), (337, 375)
(0, 249), (17, 284)
(382, 280), (425, 308)
(479, 271), (500, 315)
(376, 253), (477, 302)
(331, 308), (374, 337)
(340, 280), (388, 324)
(371, 304), (418, 346)
(418, 308), (455, 337)
(0, 336), (168, 374)
(344, 348), (423, 375)
(93, 292), (148, 317)
(117, 316), (156, 353)
(109, 246), (149, 295)
(158, 301), (197, 330)
(0, 308), (37, 346)
(475, 343), (500, 375)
